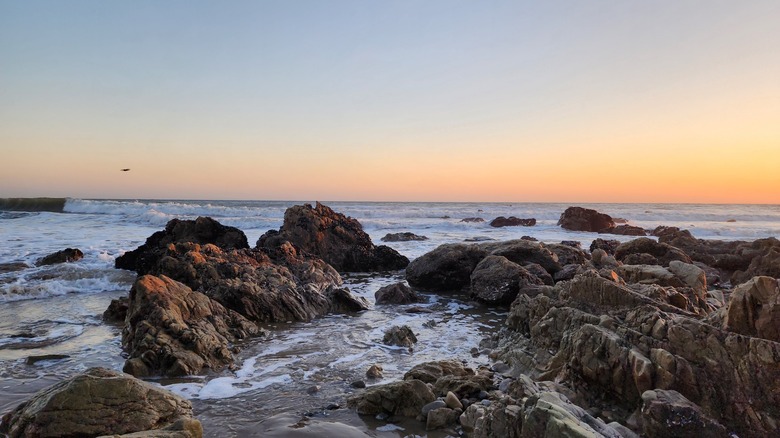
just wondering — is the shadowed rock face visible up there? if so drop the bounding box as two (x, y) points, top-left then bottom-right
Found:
(257, 202), (409, 272)
(115, 216), (249, 273)
(0, 367), (201, 438)
(35, 248), (83, 266)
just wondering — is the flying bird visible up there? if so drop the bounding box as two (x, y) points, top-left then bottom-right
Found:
(120, 168), (131, 172)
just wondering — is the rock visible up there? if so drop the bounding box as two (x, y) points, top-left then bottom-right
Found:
(374, 282), (424, 305)
(0, 262), (29, 273)
(591, 249), (619, 269)
(103, 296), (129, 323)
(406, 243), (488, 291)
(403, 360), (476, 384)
(351, 380), (366, 389)
(0, 367), (201, 438)
(122, 275), (260, 377)
(25, 354), (69, 365)
(481, 240), (561, 275)
(470, 256), (544, 305)
(668, 261), (707, 297)
(421, 400), (447, 416)
(445, 391), (463, 410)
(641, 389), (729, 438)
(545, 243), (590, 266)
(426, 407), (458, 430)
(521, 391), (624, 438)
(489, 216), (536, 227)
(723, 276), (780, 341)
(523, 263), (554, 285)
(732, 246), (780, 284)
(558, 206), (615, 233)
(381, 232), (428, 242)
(602, 225), (647, 236)
(614, 238), (692, 266)
(366, 364), (384, 379)
(257, 202), (408, 272)
(346, 379), (435, 417)
(382, 325), (417, 348)
(461, 217), (485, 223)
(590, 238), (621, 255)
(35, 248), (83, 266)
(116, 217), (248, 273)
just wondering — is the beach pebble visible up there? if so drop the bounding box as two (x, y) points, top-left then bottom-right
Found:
(445, 391), (463, 410)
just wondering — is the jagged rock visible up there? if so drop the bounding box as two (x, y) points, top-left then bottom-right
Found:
(470, 255), (544, 306)
(427, 407), (458, 430)
(403, 360), (493, 398)
(346, 379), (435, 417)
(382, 325), (417, 347)
(381, 232), (428, 242)
(406, 243), (488, 291)
(558, 207), (615, 233)
(35, 248), (83, 266)
(614, 238), (692, 266)
(590, 238), (621, 255)
(116, 217), (248, 273)
(122, 275), (260, 377)
(257, 202), (408, 272)
(723, 276), (780, 341)
(481, 240), (561, 275)
(521, 392), (624, 438)
(641, 389), (729, 438)
(489, 217), (536, 227)
(0, 368), (201, 438)
(375, 282), (424, 305)
(732, 245), (780, 285)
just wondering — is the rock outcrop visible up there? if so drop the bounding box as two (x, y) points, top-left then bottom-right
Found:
(489, 217), (536, 227)
(122, 275), (260, 377)
(115, 216), (249, 273)
(406, 243), (489, 291)
(35, 248), (83, 266)
(722, 276), (780, 341)
(347, 379), (435, 417)
(0, 368), (201, 438)
(375, 282), (424, 305)
(558, 207), (615, 233)
(381, 232), (428, 242)
(470, 255), (544, 305)
(256, 202), (409, 272)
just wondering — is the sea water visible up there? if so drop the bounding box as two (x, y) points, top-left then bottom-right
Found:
(1, 199), (778, 436)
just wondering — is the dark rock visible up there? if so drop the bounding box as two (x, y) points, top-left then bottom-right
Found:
(558, 207), (615, 233)
(614, 237), (692, 266)
(103, 296), (129, 323)
(590, 238), (621, 255)
(421, 400), (447, 416)
(346, 379), (435, 417)
(602, 225), (647, 236)
(723, 276), (780, 341)
(0, 367), (201, 438)
(25, 354), (69, 365)
(257, 202), (408, 272)
(116, 217), (248, 273)
(489, 216), (536, 227)
(481, 240), (561, 275)
(545, 243), (590, 266)
(36, 248), (83, 266)
(351, 380), (366, 389)
(641, 389), (729, 438)
(375, 282), (424, 305)
(382, 325), (417, 348)
(461, 217), (485, 223)
(521, 236), (538, 241)
(470, 255), (544, 306)
(552, 264), (584, 282)
(406, 243), (488, 291)
(523, 263), (554, 285)
(366, 364), (383, 379)
(381, 232), (428, 242)
(560, 240), (582, 248)
(122, 275), (261, 377)
(0, 262), (29, 273)
(426, 407), (458, 430)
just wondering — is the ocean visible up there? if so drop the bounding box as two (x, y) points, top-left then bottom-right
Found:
(1, 198), (779, 436)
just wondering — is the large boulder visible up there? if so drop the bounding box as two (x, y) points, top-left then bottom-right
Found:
(602, 224), (646, 236)
(257, 202), (408, 272)
(641, 389), (729, 438)
(375, 282), (424, 305)
(481, 240), (562, 275)
(489, 216), (536, 227)
(346, 379), (435, 417)
(0, 368), (201, 438)
(557, 207), (615, 233)
(122, 275), (260, 377)
(35, 248), (83, 266)
(116, 217), (249, 273)
(470, 255), (544, 305)
(406, 243), (488, 291)
(614, 238), (692, 266)
(723, 276), (780, 341)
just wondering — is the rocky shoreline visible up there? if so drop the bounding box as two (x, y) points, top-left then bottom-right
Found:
(3, 204), (779, 437)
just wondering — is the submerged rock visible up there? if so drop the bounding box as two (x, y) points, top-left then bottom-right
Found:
(257, 202), (408, 272)
(381, 232), (428, 242)
(35, 248), (83, 266)
(0, 367), (201, 438)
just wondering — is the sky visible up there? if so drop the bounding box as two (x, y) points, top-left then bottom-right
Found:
(1, 1), (778, 203)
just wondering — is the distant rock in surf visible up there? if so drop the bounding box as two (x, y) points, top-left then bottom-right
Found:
(35, 248), (83, 266)
(558, 206), (615, 233)
(489, 216), (536, 227)
(381, 232), (428, 242)
(460, 217), (485, 223)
